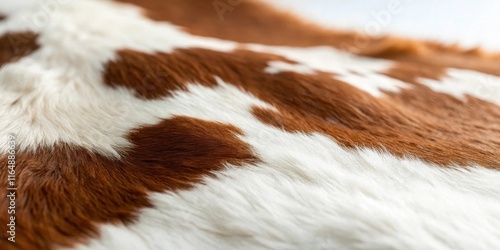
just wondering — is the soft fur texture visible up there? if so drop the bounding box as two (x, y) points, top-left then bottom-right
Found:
(0, 0), (500, 250)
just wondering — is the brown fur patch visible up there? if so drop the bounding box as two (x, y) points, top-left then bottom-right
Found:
(115, 0), (500, 76)
(0, 32), (39, 67)
(104, 48), (500, 168)
(385, 62), (500, 124)
(383, 61), (446, 85)
(0, 116), (255, 249)
(104, 48), (288, 99)
(365, 37), (500, 76)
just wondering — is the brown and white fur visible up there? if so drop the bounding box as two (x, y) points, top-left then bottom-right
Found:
(1, 0), (500, 249)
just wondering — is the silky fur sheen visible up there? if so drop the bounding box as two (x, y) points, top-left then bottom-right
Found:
(0, 0), (500, 250)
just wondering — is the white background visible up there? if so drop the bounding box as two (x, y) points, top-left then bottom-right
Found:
(266, 0), (500, 52)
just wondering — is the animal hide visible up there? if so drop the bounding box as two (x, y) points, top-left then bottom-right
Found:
(1, 0), (500, 249)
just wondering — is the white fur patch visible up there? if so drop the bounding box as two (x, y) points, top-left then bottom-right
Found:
(74, 80), (500, 250)
(419, 68), (500, 106)
(265, 61), (315, 75)
(251, 45), (409, 96)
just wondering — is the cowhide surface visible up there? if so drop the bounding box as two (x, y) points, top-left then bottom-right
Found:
(1, 0), (500, 249)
